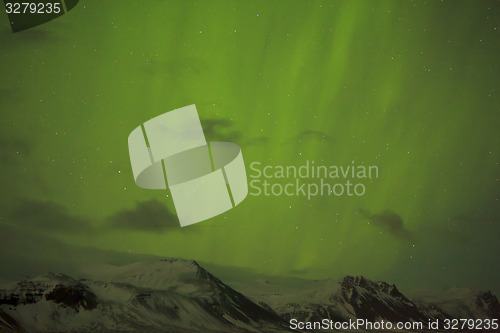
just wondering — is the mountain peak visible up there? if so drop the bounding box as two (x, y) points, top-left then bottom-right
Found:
(1, 260), (499, 332)
(0, 259), (290, 333)
(340, 275), (404, 298)
(475, 290), (500, 316)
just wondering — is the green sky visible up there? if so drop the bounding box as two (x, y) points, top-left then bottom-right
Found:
(0, 0), (499, 293)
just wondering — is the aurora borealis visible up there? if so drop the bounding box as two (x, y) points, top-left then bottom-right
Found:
(0, 0), (499, 294)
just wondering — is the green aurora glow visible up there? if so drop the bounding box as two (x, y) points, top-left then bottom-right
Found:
(0, 0), (499, 293)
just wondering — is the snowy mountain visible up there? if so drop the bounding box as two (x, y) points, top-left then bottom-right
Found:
(237, 275), (500, 330)
(408, 287), (500, 320)
(0, 259), (498, 332)
(0, 259), (293, 333)
(232, 275), (424, 324)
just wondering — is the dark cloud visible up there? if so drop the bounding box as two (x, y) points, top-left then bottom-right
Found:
(0, 224), (157, 281)
(6, 199), (93, 234)
(200, 118), (269, 146)
(4, 198), (186, 235)
(359, 209), (415, 243)
(201, 118), (242, 142)
(288, 130), (334, 144)
(106, 199), (180, 231)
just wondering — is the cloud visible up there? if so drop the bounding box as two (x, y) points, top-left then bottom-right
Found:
(359, 209), (415, 243)
(201, 118), (243, 142)
(287, 130), (334, 144)
(106, 199), (180, 231)
(6, 199), (93, 234)
(0, 224), (157, 281)
(4, 199), (188, 235)
(200, 117), (269, 147)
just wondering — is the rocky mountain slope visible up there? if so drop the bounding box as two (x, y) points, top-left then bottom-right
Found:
(0, 259), (292, 332)
(237, 275), (499, 326)
(0, 259), (498, 332)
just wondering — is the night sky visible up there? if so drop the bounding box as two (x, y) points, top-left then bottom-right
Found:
(0, 0), (499, 294)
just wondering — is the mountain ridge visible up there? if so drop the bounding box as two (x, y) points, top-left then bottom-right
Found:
(0, 258), (498, 332)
